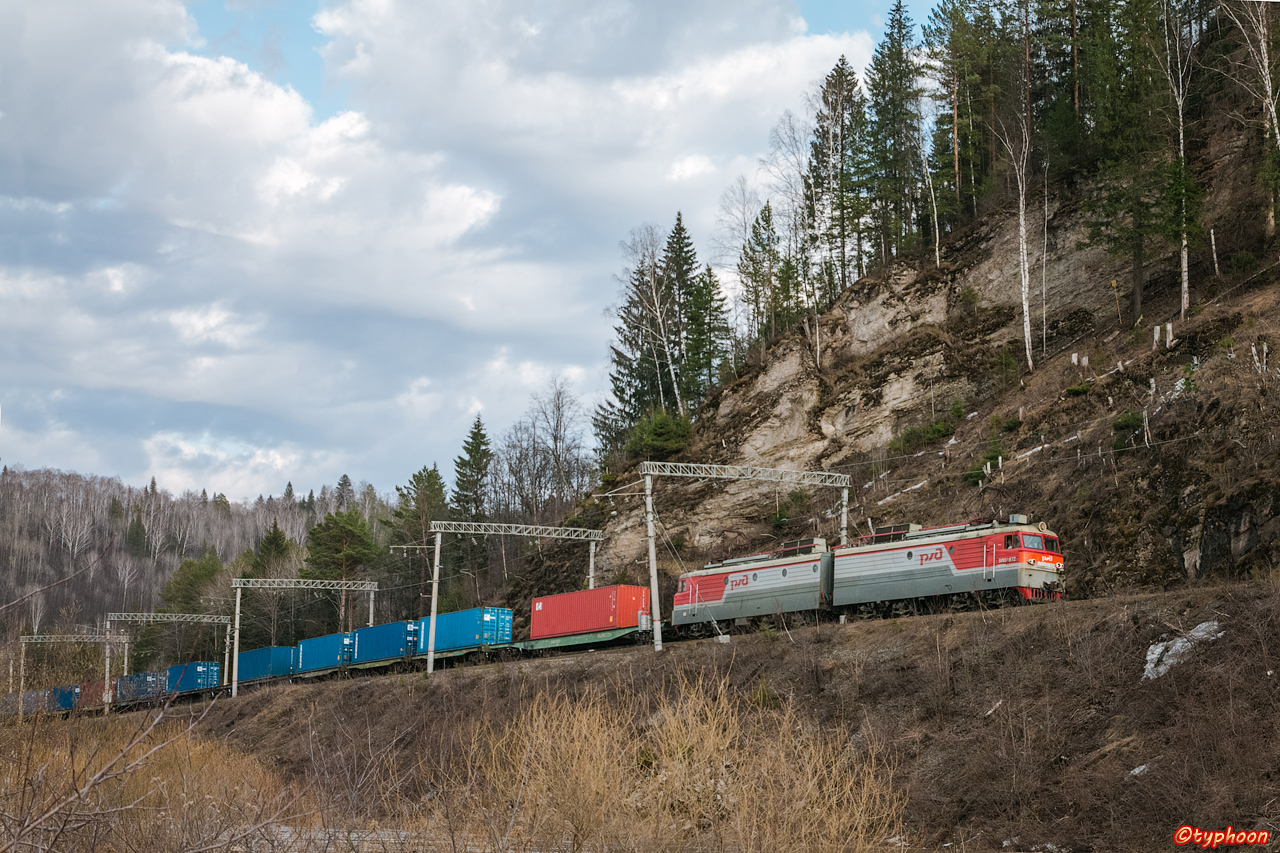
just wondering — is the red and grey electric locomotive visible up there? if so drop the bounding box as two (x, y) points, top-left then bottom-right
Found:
(672, 513), (1063, 629)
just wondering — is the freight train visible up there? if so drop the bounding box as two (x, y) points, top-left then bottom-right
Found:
(672, 513), (1063, 631)
(1, 513), (1060, 718)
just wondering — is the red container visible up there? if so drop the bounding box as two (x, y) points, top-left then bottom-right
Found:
(76, 680), (108, 711)
(530, 585), (651, 640)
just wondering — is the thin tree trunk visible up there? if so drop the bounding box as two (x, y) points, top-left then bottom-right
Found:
(1132, 230), (1144, 325)
(1018, 174), (1034, 371)
(918, 134), (941, 267)
(953, 66), (961, 208)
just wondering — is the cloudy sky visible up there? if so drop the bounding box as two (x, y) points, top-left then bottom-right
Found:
(0, 0), (930, 501)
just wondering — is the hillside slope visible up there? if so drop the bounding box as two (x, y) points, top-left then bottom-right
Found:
(190, 581), (1280, 851)
(581, 114), (1280, 602)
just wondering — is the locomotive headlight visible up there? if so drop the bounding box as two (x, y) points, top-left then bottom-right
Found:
(1028, 557), (1037, 565)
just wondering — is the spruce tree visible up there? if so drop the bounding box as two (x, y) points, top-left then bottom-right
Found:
(660, 212), (698, 372)
(737, 203), (782, 347)
(253, 519), (291, 575)
(125, 509), (148, 559)
(336, 474), (355, 511)
(806, 56), (870, 297)
(452, 416), (494, 580)
(866, 0), (923, 262)
(390, 464), (449, 618)
(1080, 0), (1165, 324)
(683, 264), (731, 402)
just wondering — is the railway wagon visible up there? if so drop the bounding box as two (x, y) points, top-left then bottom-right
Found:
(831, 515), (1062, 613)
(672, 515), (1063, 628)
(166, 662), (220, 694)
(296, 632), (352, 675)
(236, 646), (296, 683)
(76, 680), (108, 710)
(20, 690), (49, 716)
(353, 621), (419, 666)
(672, 539), (830, 627)
(116, 672), (162, 703)
(418, 607), (513, 655)
(531, 585), (650, 640)
(48, 685), (79, 712)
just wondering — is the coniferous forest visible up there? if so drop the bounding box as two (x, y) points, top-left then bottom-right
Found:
(595, 0), (1266, 464)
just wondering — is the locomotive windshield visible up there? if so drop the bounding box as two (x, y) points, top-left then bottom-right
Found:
(1022, 533), (1044, 550)
(1045, 537), (1060, 553)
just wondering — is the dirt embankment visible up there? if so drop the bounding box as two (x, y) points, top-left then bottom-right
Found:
(184, 581), (1280, 852)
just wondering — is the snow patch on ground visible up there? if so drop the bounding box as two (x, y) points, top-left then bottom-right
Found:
(1143, 621), (1225, 679)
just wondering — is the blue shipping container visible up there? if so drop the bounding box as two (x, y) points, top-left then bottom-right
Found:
(296, 632), (352, 674)
(47, 685), (78, 712)
(236, 646), (296, 683)
(21, 690), (48, 715)
(418, 607), (513, 654)
(116, 672), (162, 702)
(167, 662), (220, 694)
(352, 621), (418, 665)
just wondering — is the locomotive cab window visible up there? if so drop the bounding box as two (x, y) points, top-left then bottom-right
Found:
(1022, 534), (1044, 551)
(679, 580), (687, 592)
(1004, 535), (1016, 549)
(1045, 537), (1060, 553)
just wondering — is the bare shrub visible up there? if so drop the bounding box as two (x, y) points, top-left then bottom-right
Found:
(0, 713), (311, 852)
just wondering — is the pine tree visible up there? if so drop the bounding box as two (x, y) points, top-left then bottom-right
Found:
(161, 547), (222, 613)
(304, 509), (380, 630)
(596, 219), (696, 457)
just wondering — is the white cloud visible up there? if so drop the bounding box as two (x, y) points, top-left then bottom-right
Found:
(666, 155), (715, 182)
(142, 431), (342, 501)
(0, 0), (877, 495)
(395, 377), (440, 417)
(165, 304), (259, 348)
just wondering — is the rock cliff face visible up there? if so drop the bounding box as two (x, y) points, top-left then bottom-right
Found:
(596, 122), (1280, 596)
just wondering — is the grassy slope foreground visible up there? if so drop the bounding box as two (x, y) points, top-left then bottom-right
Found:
(161, 580), (1280, 852)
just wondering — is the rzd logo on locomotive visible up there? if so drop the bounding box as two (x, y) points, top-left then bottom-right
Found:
(919, 547), (946, 566)
(729, 575), (749, 590)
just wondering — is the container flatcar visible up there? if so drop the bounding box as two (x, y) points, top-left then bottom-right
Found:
(75, 680), (108, 710)
(418, 607), (513, 655)
(352, 621), (419, 665)
(236, 646), (296, 683)
(296, 632), (352, 675)
(166, 662), (220, 694)
(47, 685), (79, 712)
(530, 585), (650, 641)
(116, 672), (162, 703)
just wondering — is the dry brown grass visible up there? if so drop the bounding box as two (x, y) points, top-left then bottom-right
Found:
(410, 676), (903, 853)
(0, 712), (312, 852)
